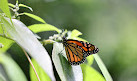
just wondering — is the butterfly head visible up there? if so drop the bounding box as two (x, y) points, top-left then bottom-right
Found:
(94, 46), (99, 54)
(62, 36), (67, 40)
(62, 36), (68, 46)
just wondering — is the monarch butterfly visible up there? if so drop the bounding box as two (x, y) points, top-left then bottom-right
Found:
(62, 37), (99, 65)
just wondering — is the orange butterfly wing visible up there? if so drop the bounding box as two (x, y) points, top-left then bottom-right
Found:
(64, 43), (86, 65)
(63, 39), (99, 65)
(67, 39), (99, 55)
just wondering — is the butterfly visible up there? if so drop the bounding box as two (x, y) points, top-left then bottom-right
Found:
(62, 37), (99, 65)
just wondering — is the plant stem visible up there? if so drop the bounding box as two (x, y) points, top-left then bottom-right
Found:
(22, 48), (40, 81)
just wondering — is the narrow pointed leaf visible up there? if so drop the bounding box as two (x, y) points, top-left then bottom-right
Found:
(71, 29), (82, 38)
(28, 24), (61, 33)
(22, 13), (46, 23)
(19, 4), (33, 12)
(8, 3), (15, 8)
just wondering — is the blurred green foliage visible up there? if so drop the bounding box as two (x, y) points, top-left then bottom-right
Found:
(0, 53), (27, 81)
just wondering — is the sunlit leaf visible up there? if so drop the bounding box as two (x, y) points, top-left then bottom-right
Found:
(81, 64), (105, 81)
(71, 29), (82, 38)
(69, 29), (87, 42)
(22, 13), (46, 23)
(0, 18), (14, 52)
(8, 3), (15, 8)
(1, 17), (55, 81)
(0, 0), (11, 18)
(86, 55), (94, 66)
(30, 59), (51, 81)
(0, 37), (14, 52)
(0, 53), (27, 81)
(52, 42), (83, 81)
(28, 24), (61, 33)
(19, 4), (33, 12)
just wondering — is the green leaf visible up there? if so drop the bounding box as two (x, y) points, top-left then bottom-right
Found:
(22, 13), (46, 23)
(19, 4), (33, 12)
(81, 64), (105, 81)
(93, 54), (113, 81)
(86, 55), (94, 66)
(8, 3), (15, 8)
(71, 29), (82, 38)
(0, 37), (14, 52)
(1, 17), (55, 81)
(69, 29), (87, 42)
(0, 0), (11, 18)
(52, 42), (83, 81)
(0, 19), (14, 52)
(28, 24), (61, 33)
(30, 59), (51, 81)
(0, 53), (27, 81)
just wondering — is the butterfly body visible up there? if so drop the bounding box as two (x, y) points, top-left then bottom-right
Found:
(62, 37), (99, 65)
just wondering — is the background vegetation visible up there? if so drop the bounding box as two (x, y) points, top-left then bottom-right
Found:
(1, 0), (137, 81)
